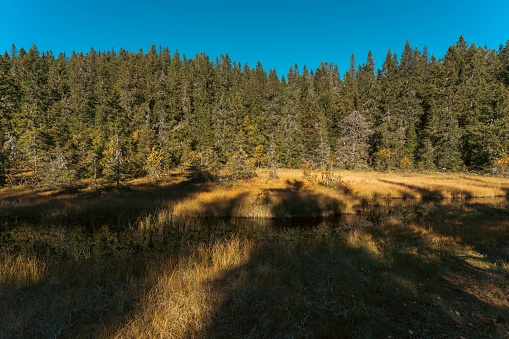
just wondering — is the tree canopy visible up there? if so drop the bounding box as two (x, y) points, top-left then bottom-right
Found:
(1, 37), (509, 186)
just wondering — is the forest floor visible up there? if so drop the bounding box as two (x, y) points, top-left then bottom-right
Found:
(0, 170), (508, 337)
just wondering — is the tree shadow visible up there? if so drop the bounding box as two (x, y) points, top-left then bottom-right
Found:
(267, 179), (346, 219)
(0, 177), (210, 229)
(197, 203), (509, 337)
(1, 177), (508, 337)
(377, 178), (447, 201)
(503, 187), (509, 201)
(0, 177), (216, 338)
(417, 201), (509, 264)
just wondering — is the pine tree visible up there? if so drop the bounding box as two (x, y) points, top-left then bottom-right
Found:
(102, 134), (125, 185)
(404, 122), (418, 166)
(357, 51), (378, 122)
(337, 54), (359, 122)
(434, 108), (464, 171)
(279, 65), (304, 167)
(500, 41), (509, 86)
(314, 62), (341, 141)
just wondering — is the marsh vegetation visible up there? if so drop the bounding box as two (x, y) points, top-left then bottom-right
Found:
(1, 170), (508, 337)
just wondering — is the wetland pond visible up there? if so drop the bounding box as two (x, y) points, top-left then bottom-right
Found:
(1, 197), (508, 338)
(0, 198), (447, 259)
(1, 197), (506, 260)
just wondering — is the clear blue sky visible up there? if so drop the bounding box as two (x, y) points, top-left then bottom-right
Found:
(1, 0), (508, 77)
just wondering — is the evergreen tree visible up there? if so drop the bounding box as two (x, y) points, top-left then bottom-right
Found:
(2, 38), (509, 185)
(500, 41), (509, 86)
(434, 108), (464, 171)
(373, 50), (406, 169)
(404, 122), (418, 166)
(102, 134), (125, 185)
(337, 55), (359, 122)
(357, 51), (378, 122)
(279, 65), (304, 167)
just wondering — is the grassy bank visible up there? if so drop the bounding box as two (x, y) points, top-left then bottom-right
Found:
(1, 169), (508, 222)
(1, 170), (508, 337)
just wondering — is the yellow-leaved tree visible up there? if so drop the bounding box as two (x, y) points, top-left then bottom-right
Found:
(493, 155), (509, 177)
(144, 147), (164, 178)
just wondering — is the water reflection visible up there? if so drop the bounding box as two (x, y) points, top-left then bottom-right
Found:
(0, 215), (360, 259)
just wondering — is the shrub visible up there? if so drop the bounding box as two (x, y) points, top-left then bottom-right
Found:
(493, 156), (509, 177)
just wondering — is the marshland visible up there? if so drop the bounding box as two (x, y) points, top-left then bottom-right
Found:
(1, 169), (508, 338)
(2, 37), (509, 337)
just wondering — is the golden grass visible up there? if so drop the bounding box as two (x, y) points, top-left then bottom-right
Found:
(109, 237), (254, 338)
(1, 201), (508, 337)
(168, 169), (509, 219)
(338, 170), (509, 200)
(1, 169), (508, 221)
(1, 169), (508, 336)
(109, 209), (508, 337)
(0, 253), (47, 286)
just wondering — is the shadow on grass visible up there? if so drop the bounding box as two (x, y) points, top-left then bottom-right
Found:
(377, 178), (448, 200)
(503, 187), (509, 201)
(268, 179), (345, 219)
(198, 203), (509, 338)
(1, 178), (508, 337)
(0, 178), (210, 228)
(0, 177), (214, 338)
(0, 177), (347, 337)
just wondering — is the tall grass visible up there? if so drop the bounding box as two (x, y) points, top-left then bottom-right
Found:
(1, 208), (508, 337)
(108, 237), (253, 338)
(0, 253), (46, 285)
(1, 170), (508, 337)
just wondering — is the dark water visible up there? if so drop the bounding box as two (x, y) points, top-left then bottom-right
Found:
(1, 197), (507, 260)
(1, 198), (508, 338)
(0, 214), (371, 260)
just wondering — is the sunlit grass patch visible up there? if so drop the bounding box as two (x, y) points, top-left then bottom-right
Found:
(338, 170), (509, 200)
(0, 253), (47, 286)
(170, 175), (346, 218)
(110, 237), (254, 338)
(346, 231), (383, 258)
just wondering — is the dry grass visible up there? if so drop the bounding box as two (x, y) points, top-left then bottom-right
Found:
(110, 206), (508, 337)
(169, 169), (509, 218)
(1, 169), (508, 221)
(1, 170), (509, 337)
(1, 203), (508, 337)
(108, 237), (254, 338)
(339, 170), (509, 199)
(0, 253), (47, 286)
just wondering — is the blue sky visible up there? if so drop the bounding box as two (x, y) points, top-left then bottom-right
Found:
(1, 0), (508, 77)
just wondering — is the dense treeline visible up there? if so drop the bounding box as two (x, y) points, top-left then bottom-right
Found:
(1, 36), (509, 186)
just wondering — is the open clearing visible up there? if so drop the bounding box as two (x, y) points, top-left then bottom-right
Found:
(1, 170), (508, 337)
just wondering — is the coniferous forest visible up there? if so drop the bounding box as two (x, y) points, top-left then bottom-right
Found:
(1, 36), (509, 186)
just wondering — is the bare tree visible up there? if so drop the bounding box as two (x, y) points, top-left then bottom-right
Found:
(335, 111), (373, 170)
